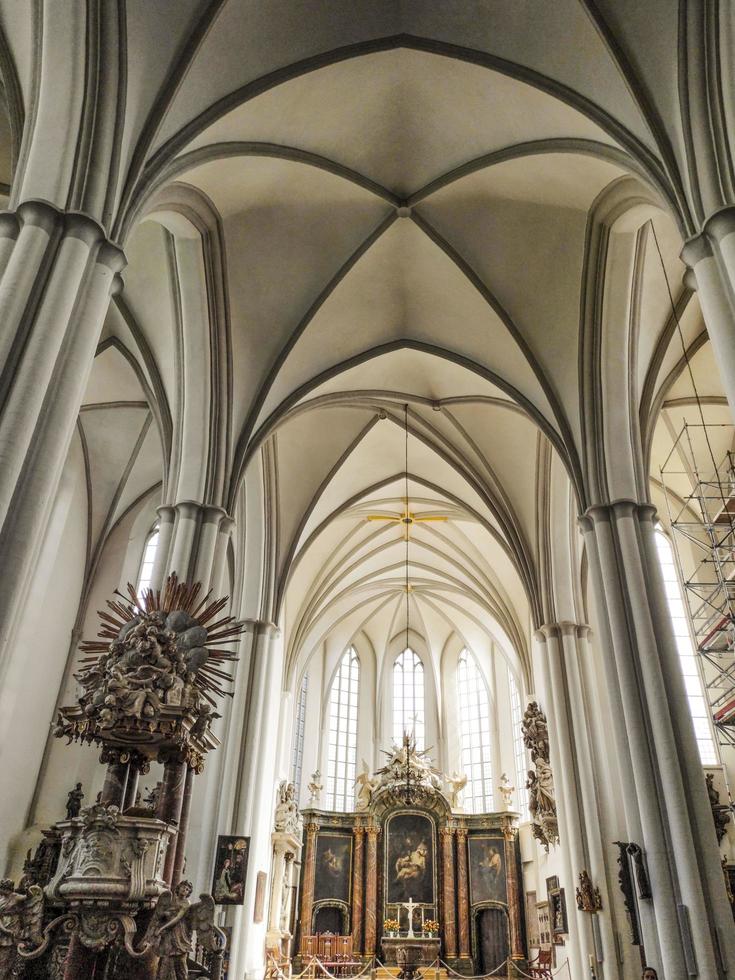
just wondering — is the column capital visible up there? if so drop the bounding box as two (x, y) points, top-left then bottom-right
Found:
(681, 207), (735, 269)
(704, 205), (735, 245)
(536, 622), (592, 641)
(202, 504), (232, 527)
(174, 500), (204, 521)
(581, 499), (658, 526)
(157, 505), (176, 523)
(681, 230), (714, 268)
(243, 618), (280, 638)
(3, 200), (128, 271)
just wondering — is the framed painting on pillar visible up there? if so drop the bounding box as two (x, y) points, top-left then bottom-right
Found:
(212, 835), (250, 905)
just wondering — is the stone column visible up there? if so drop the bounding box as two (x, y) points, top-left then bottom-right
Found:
(440, 826), (457, 959)
(352, 824), (365, 953)
(682, 209), (735, 420)
(0, 203), (125, 687)
(300, 821), (318, 940)
(455, 827), (470, 959)
(561, 624), (621, 975)
(225, 622), (283, 980)
(536, 625), (595, 977)
(581, 500), (735, 979)
(364, 825), (379, 956)
(502, 823), (524, 961)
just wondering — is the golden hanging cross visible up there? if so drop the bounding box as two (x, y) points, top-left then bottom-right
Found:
(366, 499), (448, 540)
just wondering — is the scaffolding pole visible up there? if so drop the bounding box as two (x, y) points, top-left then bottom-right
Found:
(660, 422), (735, 747)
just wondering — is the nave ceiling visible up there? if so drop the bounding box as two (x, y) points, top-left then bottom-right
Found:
(0, 3), (728, 687)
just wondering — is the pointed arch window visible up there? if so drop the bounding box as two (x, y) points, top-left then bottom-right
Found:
(457, 648), (494, 812)
(393, 648), (425, 750)
(291, 673), (309, 801)
(136, 526), (159, 596)
(655, 528), (718, 764)
(326, 648), (359, 811)
(508, 667), (530, 820)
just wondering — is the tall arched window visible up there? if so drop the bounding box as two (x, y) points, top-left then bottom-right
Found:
(457, 648), (494, 812)
(136, 526), (159, 596)
(291, 673), (309, 801)
(326, 648), (359, 811)
(393, 648), (425, 749)
(655, 528), (718, 764)
(508, 667), (530, 820)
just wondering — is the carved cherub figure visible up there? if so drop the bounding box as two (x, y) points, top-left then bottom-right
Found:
(144, 881), (223, 980)
(445, 771), (467, 809)
(354, 762), (379, 810)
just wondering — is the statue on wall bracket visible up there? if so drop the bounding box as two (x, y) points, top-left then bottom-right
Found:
(522, 702), (559, 850)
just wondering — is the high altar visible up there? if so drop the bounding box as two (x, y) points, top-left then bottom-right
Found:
(297, 737), (525, 974)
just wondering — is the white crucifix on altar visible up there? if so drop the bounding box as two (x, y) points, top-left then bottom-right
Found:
(401, 897), (418, 937)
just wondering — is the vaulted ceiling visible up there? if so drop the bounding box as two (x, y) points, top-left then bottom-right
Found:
(1, 3), (723, 688)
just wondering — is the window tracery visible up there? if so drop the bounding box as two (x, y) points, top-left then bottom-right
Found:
(655, 528), (718, 765)
(508, 666), (529, 820)
(136, 526), (159, 596)
(326, 648), (359, 811)
(457, 648), (494, 812)
(392, 647), (425, 750)
(291, 673), (308, 801)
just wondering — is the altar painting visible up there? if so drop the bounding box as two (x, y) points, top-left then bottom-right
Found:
(385, 812), (435, 905)
(314, 833), (352, 903)
(469, 836), (506, 905)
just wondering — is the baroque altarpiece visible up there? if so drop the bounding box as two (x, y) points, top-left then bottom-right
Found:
(297, 737), (526, 975)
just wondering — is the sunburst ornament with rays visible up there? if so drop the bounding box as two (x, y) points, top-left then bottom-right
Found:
(56, 574), (246, 750)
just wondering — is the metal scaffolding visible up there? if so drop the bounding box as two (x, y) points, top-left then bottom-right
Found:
(660, 422), (735, 748)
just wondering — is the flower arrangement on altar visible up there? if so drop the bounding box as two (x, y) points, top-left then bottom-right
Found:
(384, 918), (400, 935)
(423, 920), (440, 936)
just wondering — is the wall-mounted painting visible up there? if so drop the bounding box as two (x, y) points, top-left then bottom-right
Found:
(385, 812), (435, 906)
(469, 836), (507, 905)
(314, 833), (352, 904)
(212, 835), (249, 906)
